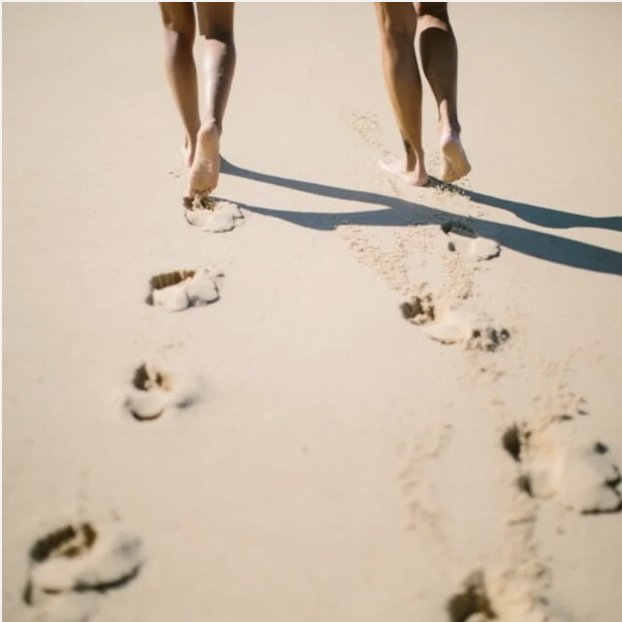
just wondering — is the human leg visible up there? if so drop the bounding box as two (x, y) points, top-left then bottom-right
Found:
(189, 2), (236, 196)
(159, 3), (201, 167)
(416, 2), (470, 182)
(374, 2), (428, 186)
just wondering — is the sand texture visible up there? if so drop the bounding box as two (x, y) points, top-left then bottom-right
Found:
(3, 4), (622, 622)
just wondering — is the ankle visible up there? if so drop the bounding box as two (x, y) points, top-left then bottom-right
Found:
(438, 103), (461, 137)
(198, 119), (221, 139)
(440, 119), (461, 139)
(405, 149), (425, 172)
(185, 131), (197, 148)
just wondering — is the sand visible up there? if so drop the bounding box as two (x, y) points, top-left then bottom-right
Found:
(3, 3), (622, 621)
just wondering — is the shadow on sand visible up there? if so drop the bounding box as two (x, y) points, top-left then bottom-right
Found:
(221, 157), (622, 277)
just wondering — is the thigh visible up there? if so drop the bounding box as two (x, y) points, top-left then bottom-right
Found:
(159, 2), (195, 35)
(195, 2), (235, 41)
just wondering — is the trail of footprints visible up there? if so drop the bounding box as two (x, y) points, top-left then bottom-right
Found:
(443, 394), (621, 622)
(25, 169), (620, 621)
(339, 111), (621, 618)
(445, 403), (621, 622)
(404, 219), (620, 618)
(397, 219), (510, 350)
(23, 194), (234, 620)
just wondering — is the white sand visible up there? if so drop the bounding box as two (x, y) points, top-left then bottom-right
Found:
(3, 4), (622, 621)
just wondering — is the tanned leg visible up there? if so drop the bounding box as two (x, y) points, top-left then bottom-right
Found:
(374, 2), (428, 186)
(159, 3), (201, 167)
(416, 2), (470, 182)
(189, 2), (236, 196)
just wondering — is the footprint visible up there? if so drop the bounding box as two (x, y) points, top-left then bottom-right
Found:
(400, 295), (510, 351)
(447, 568), (560, 622)
(183, 194), (244, 233)
(446, 570), (497, 622)
(123, 359), (203, 422)
(502, 415), (622, 513)
(24, 522), (143, 610)
(441, 221), (500, 261)
(146, 266), (222, 312)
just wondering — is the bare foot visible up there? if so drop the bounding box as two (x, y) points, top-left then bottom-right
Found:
(188, 123), (220, 197)
(180, 136), (196, 168)
(379, 154), (428, 186)
(440, 132), (471, 183)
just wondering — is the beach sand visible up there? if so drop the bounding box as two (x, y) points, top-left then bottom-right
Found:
(3, 3), (622, 621)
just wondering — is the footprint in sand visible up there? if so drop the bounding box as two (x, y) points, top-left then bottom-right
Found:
(24, 521), (143, 618)
(447, 568), (559, 622)
(122, 359), (204, 422)
(146, 266), (223, 312)
(446, 570), (497, 622)
(400, 294), (510, 351)
(183, 194), (244, 233)
(441, 221), (500, 261)
(502, 414), (622, 514)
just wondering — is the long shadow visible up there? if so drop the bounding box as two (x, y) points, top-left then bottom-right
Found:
(462, 189), (622, 233)
(221, 157), (622, 277)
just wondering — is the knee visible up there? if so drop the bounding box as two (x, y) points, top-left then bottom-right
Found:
(199, 25), (234, 45)
(164, 23), (195, 51)
(376, 4), (416, 44)
(161, 9), (195, 42)
(379, 20), (415, 53)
